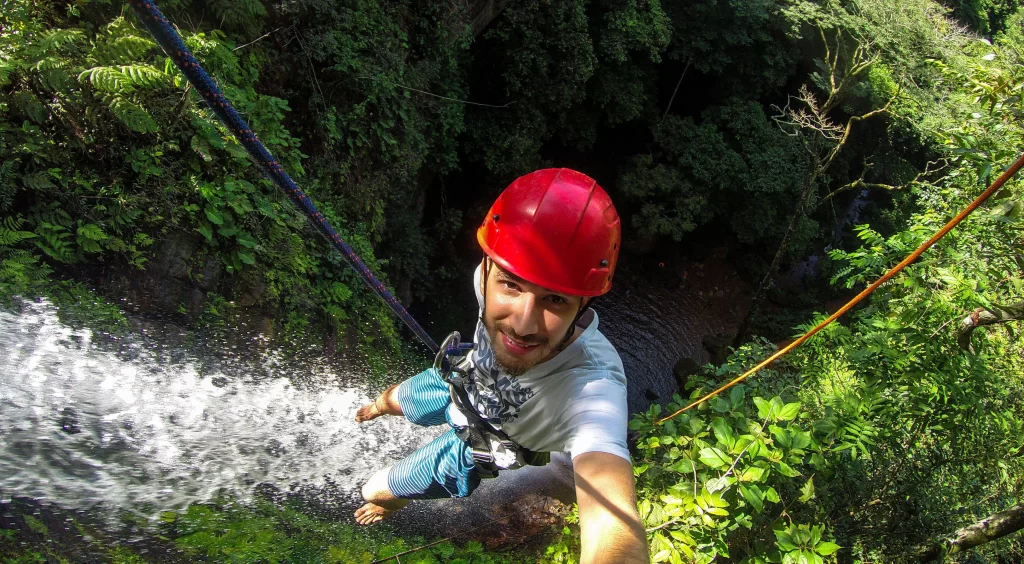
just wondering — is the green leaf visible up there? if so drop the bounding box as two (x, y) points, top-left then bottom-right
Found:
(739, 466), (766, 482)
(197, 223), (213, 242)
(816, 542), (840, 556)
(205, 208), (224, 225)
(77, 223), (108, 241)
(778, 402), (801, 421)
(791, 430), (812, 450)
(671, 459), (695, 474)
(235, 231), (258, 248)
(778, 462), (802, 477)
(711, 396), (731, 412)
(798, 477), (815, 502)
(775, 530), (798, 551)
(710, 417), (736, 449)
(699, 447), (731, 469)
(764, 487), (781, 503)
(754, 397), (772, 420)
(237, 251), (256, 265)
(740, 484), (763, 513)
(730, 385), (746, 408)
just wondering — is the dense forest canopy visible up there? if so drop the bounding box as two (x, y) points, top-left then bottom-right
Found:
(2, 0), (1023, 562)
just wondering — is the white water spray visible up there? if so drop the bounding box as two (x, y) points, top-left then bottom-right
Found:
(0, 300), (434, 521)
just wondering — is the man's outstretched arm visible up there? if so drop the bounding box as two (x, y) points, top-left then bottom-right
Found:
(573, 451), (650, 564)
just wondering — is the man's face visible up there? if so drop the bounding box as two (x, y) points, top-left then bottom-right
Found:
(481, 261), (584, 376)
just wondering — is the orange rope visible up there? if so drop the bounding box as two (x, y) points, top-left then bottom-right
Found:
(657, 151), (1024, 425)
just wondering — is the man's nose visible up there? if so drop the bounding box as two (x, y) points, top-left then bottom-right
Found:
(510, 293), (541, 336)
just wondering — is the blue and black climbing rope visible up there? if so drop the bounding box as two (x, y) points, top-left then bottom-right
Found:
(127, 0), (439, 353)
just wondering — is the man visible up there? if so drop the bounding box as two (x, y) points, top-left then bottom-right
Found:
(354, 168), (649, 564)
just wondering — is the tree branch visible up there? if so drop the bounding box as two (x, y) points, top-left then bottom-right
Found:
(917, 502), (1024, 561)
(957, 301), (1024, 353)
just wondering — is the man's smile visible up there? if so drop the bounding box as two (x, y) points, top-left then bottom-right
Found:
(500, 330), (542, 356)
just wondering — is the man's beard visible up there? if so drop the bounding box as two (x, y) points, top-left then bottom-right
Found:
(484, 317), (551, 377)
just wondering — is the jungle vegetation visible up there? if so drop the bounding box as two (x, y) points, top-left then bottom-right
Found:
(1, 0), (1023, 562)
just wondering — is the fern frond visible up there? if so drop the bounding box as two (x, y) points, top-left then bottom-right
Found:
(34, 204), (74, 228)
(77, 223), (109, 253)
(21, 171), (55, 191)
(119, 64), (171, 89)
(0, 227), (37, 247)
(104, 36), (158, 63)
(33, 56), (69, 72)
(0, 60), (21, 87)
(0, 249), (51, 290)
(104, 94), (160, 133)
(30, 54), (74, 91)
(34, 29), (85, 55)
(2, 217), (24, 231)
(34, 222), (75, 262)
(3, 250), (40, 267)
(79, 65), (170, 94)
(12, 90), (47, 123)
(80, 66), (133, 93)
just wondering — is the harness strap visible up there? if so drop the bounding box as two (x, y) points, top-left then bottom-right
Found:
(447, 375), (549, 477)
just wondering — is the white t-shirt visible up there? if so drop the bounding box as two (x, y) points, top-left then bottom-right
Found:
(447, 266), (630, 464)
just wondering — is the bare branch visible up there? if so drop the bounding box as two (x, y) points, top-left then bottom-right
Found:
(956, 301), (1024, 353)
(233, 26), (290, 51)
(822, 158), (947, 203)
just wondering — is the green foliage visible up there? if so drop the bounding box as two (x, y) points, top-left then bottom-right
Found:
(162, 498), (530, 563)
(618, 101), (811, 246)
(46, 281), (131, 333)
(944, 0), (1022, 34)
(810, 44), (1024, 555)
(662, 0), (808, 96)
(0, 0), (475, 351)
(616, 341), (842, 563)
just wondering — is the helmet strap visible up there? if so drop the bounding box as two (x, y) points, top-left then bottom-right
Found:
(480, 257), (493, 323)
(557, 297), (593, 351)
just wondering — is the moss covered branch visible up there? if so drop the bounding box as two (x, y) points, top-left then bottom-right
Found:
(917, 502), (1024, 561)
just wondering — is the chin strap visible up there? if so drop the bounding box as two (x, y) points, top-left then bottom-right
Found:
(558, 298), (593, 350)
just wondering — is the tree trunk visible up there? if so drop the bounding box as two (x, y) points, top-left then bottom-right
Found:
(956, 300), (1024, 353)
(917, 502), (1024, 561)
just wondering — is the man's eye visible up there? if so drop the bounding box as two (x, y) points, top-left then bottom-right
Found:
(548, 295), (567, 305)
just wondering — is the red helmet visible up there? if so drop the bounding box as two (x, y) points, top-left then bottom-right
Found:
(477, 168), (621, 297)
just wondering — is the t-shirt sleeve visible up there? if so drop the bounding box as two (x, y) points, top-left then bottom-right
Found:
(561, 375), (631, 462)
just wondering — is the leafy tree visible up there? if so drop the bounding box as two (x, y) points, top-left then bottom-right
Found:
(617, 100), (811, 246)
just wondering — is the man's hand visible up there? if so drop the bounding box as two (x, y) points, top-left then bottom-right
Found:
(573, 452), (650, 564)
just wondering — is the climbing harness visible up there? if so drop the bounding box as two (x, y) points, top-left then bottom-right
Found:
(658, 149), (1024, 425)
(127, 0), (439, 353)
(433, 331), (550, 478)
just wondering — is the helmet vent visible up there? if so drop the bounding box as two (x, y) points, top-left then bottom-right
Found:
(492, 214), (500, 222)
(600, 259), (609, 267)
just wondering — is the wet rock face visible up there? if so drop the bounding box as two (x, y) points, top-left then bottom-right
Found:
(144, 232), (202, 313)
(702, 333), (733, 366)
(472, 494), (570, 549)
(673, 357), (702, 392)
